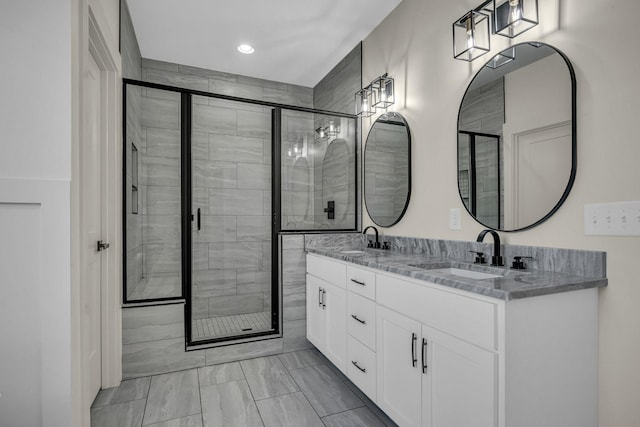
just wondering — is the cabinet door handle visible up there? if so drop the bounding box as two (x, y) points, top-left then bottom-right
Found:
(411, 333), (417, 367)
(351, 360), (366, 373)
(322, 289), (326, 309)
(318, 287), (323, 307)
(350, 278), (365, 286)
(421, 338), (428, 374)
(351, 314), (366, 325)
(197, 208), (201, 231)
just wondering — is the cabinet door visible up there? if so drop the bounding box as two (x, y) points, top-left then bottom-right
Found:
(376, 306), (423, 427)
(323, 280), (347, 373)
(306, 275), (325, 351)
(422, 325), (497, 427)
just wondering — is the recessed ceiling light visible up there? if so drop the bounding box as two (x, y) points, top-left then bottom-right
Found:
(237, 44), (255, 54)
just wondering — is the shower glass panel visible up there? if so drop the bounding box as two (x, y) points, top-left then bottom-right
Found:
(458, 131), (501, 229)
(124, 84), (183, 302)
(190, 96), (276, 343)
(281, 110), (357, 231)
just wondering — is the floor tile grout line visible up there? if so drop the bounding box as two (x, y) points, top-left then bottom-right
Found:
(195, 365), (205, 427)
(238, 360), (267, 427)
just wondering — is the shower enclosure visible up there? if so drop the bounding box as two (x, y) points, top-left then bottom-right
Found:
(123, 79), (357, 347)
(458, 130), (501, 229)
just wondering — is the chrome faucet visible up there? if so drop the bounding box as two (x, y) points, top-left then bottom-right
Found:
(362, 226), (380, 249)
(476, 229), (504, 266)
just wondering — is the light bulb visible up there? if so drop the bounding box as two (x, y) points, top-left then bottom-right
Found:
(509, 0), (522, 27)
(465, 15), (475, 52)
(380, 88), (387, 103)
(362, 99), (369, 113)
(329, 121), (335, 133)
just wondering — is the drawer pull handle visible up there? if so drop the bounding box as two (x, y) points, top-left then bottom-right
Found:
(351, 360), (366, 373)
(350, 278), (366, 286)
(411, 333), (417, 367)
(351, 314), (366, 325)
(421, 338), (428, 374)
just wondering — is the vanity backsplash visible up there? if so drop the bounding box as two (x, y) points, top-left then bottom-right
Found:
(303, 232), (606, 278)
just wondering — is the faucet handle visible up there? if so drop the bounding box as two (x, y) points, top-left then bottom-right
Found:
(511, 256), (533, 270)
(469, 251), (487, 264)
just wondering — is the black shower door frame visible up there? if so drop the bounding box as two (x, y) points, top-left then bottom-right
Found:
(122, 78), (357, 349)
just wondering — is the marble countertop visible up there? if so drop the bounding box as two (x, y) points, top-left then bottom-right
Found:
(306, 246), (607, 301)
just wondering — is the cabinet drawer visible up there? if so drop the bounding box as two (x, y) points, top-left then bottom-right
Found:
(347, 292), (376, 350)
(347, 335), (377, 401)
(307, 254), (346, 288)
(347, 265), (376, 299)
(377, 273), (497, 350)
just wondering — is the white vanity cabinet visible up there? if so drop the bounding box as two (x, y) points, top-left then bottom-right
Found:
(306, 274), (347, 372)
(306, 255), (348, 372)
(377, 306), (496, 427)
(306, 253), (598, 427)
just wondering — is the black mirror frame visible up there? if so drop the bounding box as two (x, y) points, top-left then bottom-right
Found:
(364, 112), (412, 228)
(456, 42), (577, 232)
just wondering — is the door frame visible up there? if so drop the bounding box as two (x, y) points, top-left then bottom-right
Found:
(72, 2), (122, 422)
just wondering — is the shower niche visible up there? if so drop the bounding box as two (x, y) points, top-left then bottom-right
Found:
(123, 80), (357, 347)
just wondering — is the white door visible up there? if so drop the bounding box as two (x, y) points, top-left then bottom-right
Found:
(306, 275), (325, 350)
(423, 325), (496, 427)
(512, 123), (572, 228)
(323, 281), (347, 373)
(82, 52), (103, 402)
(376, 306), (422, 427)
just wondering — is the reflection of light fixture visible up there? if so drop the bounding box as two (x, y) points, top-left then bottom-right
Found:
(287, 137), (305, 158)
(237, 44), (255, 54)
(494, 0), (538, 38)
(327, 120), (340, 137)
(453, 11), (490, 62)
(486, 46), (516, 68)
(315, 126), (327, 139)
(453, 0), (539, 62)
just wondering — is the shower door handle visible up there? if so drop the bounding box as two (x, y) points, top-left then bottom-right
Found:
(197, 208), (201, 231)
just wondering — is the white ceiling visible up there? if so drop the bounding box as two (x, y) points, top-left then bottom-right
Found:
(126, 0), (403, 88)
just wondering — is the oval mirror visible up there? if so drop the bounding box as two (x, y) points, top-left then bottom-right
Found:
(364, 112), (411, 227)
(457, 42), (576, 231)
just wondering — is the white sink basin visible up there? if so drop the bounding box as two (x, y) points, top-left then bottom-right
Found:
(429, 267), (502, 280)
(340, 250), (365, 254)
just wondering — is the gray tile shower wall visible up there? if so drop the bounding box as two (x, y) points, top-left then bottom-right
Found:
(122, 4), (144, 298)
(311, 45), (361, 230)
(141, 58), (313, 316)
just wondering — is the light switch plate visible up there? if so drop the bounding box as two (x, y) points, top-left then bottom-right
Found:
(584, 201), (640, 236)
(450, 208), (462, 230)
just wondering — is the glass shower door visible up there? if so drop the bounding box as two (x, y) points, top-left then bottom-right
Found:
(189, 95), (276, 344)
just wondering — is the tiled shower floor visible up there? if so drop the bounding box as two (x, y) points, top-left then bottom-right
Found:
(90, 348), (398, 427)
(192, 311), (272, 340)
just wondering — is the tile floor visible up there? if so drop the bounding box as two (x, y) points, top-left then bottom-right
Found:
(192, 311), (272, 340)
(91, 348), (398, 427)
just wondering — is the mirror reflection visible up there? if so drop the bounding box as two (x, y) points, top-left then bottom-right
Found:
(457, 42), (575, 231)
(364, 112), (411, 227)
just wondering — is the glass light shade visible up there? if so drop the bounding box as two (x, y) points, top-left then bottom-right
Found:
(355, 87), (375, 117)
(493, 0), (538, 38)
(315, 126), (327, 139)
(372, 75), (395, 108)
(327, 119), (340, 137)
(486, 46), (516, 68)
(453, 11), (490, 62)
